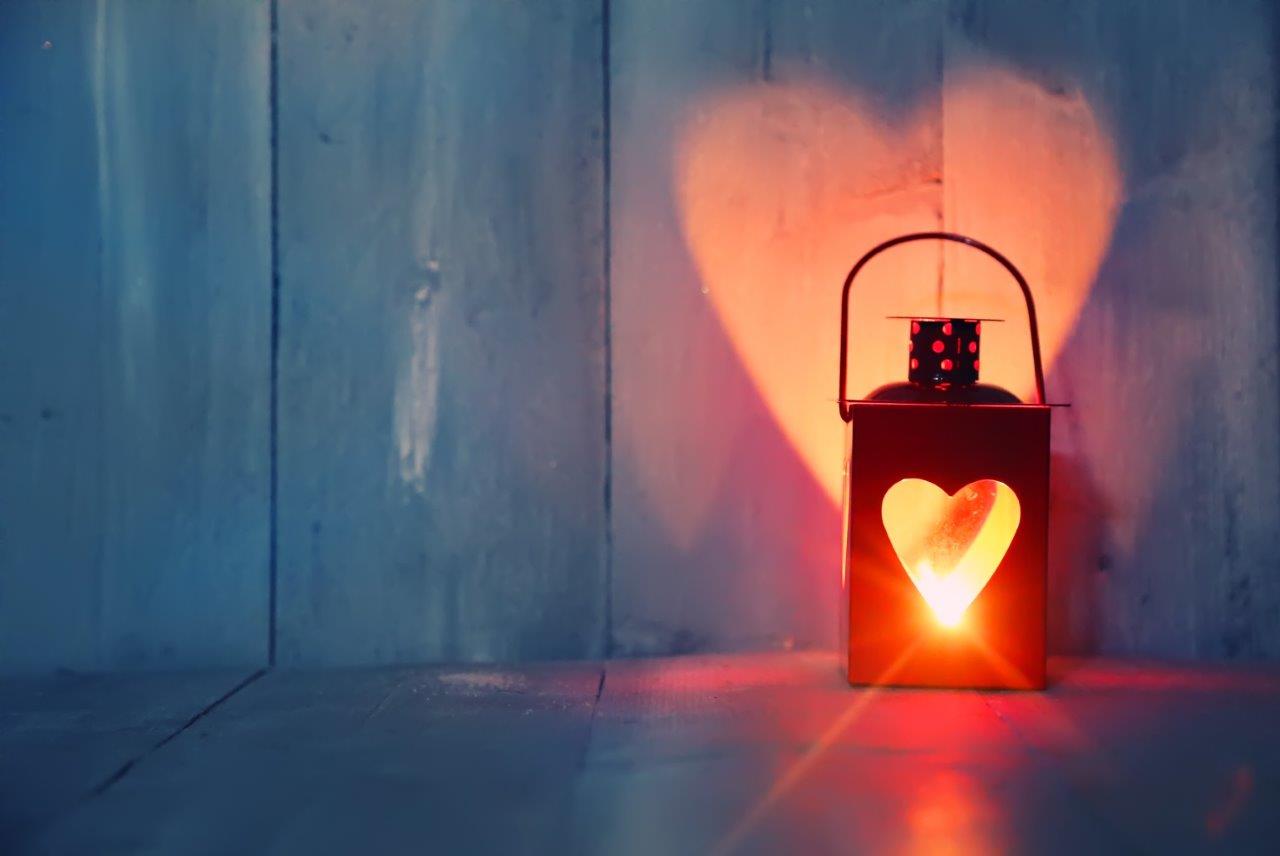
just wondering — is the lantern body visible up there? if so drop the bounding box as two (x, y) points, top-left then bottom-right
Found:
(843, 401), (1048, 690)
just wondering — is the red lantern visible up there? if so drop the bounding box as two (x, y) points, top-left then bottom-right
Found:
(838, 233), (1049, 690)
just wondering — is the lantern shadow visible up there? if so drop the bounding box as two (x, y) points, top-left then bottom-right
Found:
(1046, 449), (1108, 656)
(951, 0), (1278, 661)
(1044, 173), (1257, 657)
(611, 297), (840, 656)
(649, 53), (1125, 659)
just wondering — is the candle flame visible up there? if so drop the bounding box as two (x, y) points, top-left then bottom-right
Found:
(882, 479), (1021, 626)
(914, 559), (968, 628)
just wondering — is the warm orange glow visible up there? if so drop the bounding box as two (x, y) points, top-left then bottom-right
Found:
(674, 68), (1120, 507)
(941, 66), (1122, 401)
(906, 769), (999, 856)
(710, 640), (924, 856)
(882, 479), (1021, 626)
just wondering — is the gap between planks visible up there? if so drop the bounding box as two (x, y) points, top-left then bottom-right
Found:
(84, 669), (268, 800)
(576, 666), (609, 772)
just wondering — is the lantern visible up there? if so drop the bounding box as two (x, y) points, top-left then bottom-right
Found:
(838, 232), (1049, 690)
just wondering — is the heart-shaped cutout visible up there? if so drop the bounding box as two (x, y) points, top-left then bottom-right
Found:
(881, 479), (1021, 627)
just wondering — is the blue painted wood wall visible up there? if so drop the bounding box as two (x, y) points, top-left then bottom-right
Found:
(2, 0), (1277, 671)
(275, 0), (607, 666)
(2, 0), (271, 671)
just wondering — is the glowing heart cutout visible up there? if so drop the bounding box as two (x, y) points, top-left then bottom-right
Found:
(881, 479), (1021, 627)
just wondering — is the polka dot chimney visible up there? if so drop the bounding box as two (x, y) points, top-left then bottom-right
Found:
(908, 318), (980, 388)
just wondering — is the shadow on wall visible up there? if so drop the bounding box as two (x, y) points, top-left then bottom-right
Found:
(961, 1), (1280, 658)
(617, 14), (1277, 659)
(616, 62), (1120, 656)
(616, 53), (1259, 655)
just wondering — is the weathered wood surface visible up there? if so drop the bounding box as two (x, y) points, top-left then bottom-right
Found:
(609, 0), (946, 657)
(0, 669), (254, 851)
(34, 662), (602, 854)
(2, 0), (1278, 673)
(16, 654), (1280, 854)
(611, 0), (1280, 660)
(945, 0), (1280, 659)
(275, 0), (608, 665)
(572, 653), (1118, 854)
(0, 1), (271, 671)
(988, 660), (1280, 855)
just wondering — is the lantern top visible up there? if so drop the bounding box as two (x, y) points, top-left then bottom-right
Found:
(838, 232), (1047, 421)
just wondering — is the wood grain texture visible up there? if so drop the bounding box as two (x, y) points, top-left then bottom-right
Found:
(0, 1), (271, 672)
(946, 0), (1280, 657)
(0, 670), (253, 850)
(572, 654), (1119, 854)
(2, 0), (1277, 671)
(23, 655), (1280, 853)
(609, 0), (946, 656)
(276, 1), (607, 664)
(35, 663), (602, 854)
(612, 0), (1280, 660)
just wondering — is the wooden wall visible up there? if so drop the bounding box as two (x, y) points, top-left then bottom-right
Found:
(947, 0), (1280, 657)
(1, 1), (272, 671)
(274, 0), (607, 665)
(609, 0), (945, 655)
(611, 0), (1280, 660)
(1, 0), (1276, 671)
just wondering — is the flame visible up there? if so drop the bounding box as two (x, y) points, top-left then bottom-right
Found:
(882, 479), (1021, 625)
(913, 560), (967, 628)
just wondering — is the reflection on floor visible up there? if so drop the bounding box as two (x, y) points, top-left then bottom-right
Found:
(3, 653), (1278, 854)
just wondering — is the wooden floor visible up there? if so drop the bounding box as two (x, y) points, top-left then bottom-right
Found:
(3, 654), (1279, 854)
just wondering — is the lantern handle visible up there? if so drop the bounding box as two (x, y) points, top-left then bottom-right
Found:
(838, 231), (1047, 421)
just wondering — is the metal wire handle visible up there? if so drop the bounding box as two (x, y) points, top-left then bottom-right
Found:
(838, 231), (1047, 421)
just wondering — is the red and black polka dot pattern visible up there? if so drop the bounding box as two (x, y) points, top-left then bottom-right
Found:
(908, 318), (980, 388)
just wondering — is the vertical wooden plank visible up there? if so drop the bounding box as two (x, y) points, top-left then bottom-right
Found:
(945, 0), (1280, 657)
(277, 1), (607, 664)
(610, 0), (946, 655)
(0, 1), (271, 671)
(1, 1), (102, 672)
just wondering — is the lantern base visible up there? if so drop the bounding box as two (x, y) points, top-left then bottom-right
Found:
(846, 624), (1046, 691)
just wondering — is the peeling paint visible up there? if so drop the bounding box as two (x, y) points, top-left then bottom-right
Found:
(393, 280), (441, 496)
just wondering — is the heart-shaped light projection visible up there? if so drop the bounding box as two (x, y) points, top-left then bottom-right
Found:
(881, 479), (1021, 627)
(674, 67), (1120, 510)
